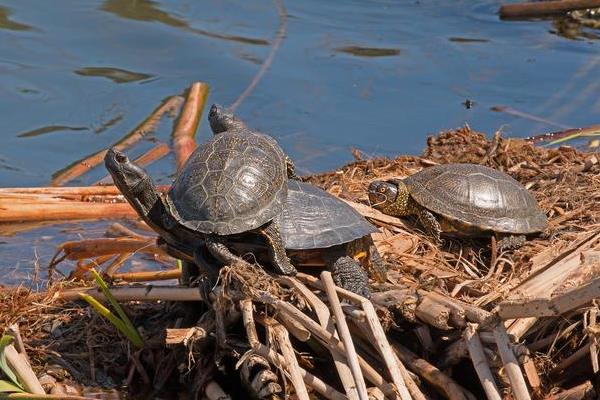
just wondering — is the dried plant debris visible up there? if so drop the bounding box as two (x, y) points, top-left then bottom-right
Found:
(3, 125), (600, 399)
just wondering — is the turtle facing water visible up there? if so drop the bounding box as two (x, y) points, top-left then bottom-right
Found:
(105, 104), (296, 278)
(368, 163), (547, 249)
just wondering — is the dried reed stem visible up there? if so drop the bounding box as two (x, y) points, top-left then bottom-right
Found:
(464, 324), (502, 400)
(321, 271), (369, 400)
(493, 324), (531, 400)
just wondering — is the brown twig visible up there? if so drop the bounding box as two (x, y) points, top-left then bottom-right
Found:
(464, 324), (502, 400)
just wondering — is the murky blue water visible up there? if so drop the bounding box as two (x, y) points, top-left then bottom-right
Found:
(1, 0), (599, 283)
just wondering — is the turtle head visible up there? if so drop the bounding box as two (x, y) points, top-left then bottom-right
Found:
(104, 148), (160, 219)
(208, 103), (247, 134)
(368, 179), (411, 216)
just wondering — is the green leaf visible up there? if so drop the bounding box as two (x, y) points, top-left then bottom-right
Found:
(0, 379), (24, 393)
(0, 336), (23, 391)
(79, 293), (143, 348)
(89, 269), (144, 348)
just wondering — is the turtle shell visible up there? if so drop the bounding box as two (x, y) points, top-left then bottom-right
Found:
(404, 163), (547, 234)
(276, 180), (378, 250)
(167, 130), (288, 235)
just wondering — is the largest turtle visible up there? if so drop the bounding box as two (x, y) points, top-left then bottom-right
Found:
(105, 104), (296, 277)
(368, 163), (547, 249)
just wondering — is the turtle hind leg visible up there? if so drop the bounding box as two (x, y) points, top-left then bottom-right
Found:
(496, 234), (526, 251)
(416, 207), (443, 245)
(259, 220), (297, 276)
(348, 237), (387, 283)
(329, 256), (370, 298)
(365, 237), (387, 283)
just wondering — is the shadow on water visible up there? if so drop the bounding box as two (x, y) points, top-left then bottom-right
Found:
(74, 67), (154, 84)
(334, 45), (401, 57)
(101, 0), (269, 45)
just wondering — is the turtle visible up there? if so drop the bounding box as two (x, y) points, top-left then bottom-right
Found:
(368, 163), (547, 249)
(104, 104), (297, 280)
(185, 180), (387, 297)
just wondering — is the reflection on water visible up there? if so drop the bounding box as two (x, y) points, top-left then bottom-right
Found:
(334, 45), (401, 57)
(74, 67), (153, 84)
(101, 0), (269, 45)
(17, 125), (89, 138)
(0, 7), (31, 31)
(448, 37), (489, 43)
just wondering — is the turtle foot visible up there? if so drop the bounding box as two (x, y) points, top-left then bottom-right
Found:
(497, 235), (526, 251)
(331, 256), (370, 298)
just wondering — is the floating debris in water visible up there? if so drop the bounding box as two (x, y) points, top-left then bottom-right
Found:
(335, 45), (401, 57)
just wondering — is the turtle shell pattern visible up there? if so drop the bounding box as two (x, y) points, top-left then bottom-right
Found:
(404, 163), (547, 234)
(276, 180), (378, 250)
(167, 130), (288, 235)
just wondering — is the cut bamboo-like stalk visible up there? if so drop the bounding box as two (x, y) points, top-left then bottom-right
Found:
(7, 324), (30, 366)
(110, 269), (181, 282)
(272, 324), (310, 400)
(321, 271), (370, 400)
(56, 238), (165, 260)
(493, 324), (531, 400)
(51, 96), (184, 186)
(57, 286), (204, 302)
(280, 277), (361, 400)
(4, 344), (45, 394)
(464, 324), (502, 400)
(360, 299), (412, 400)
(173, 82), (209, 171)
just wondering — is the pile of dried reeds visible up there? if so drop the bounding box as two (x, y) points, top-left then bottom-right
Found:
(3, 121), (600, 399)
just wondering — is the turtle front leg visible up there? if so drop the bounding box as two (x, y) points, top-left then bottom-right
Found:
(327, 255), (370, 298)
(496, 234), (526, 251)
(258, 220), (297, 275)
(416, 208), (443, 245)
(205, 235), (249, 267)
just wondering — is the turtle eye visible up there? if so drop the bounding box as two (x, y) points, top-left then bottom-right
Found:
(378, 187), (386, 193)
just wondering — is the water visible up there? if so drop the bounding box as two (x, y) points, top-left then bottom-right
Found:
(1, 0), (599, 283)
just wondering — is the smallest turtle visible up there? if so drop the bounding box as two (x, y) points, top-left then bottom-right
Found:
(368, 163), (547, 249)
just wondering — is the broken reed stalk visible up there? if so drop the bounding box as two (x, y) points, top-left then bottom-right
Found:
(57, 286), (203, 302)
(321, 272), (370, 400)
(493, 324), (531, 400)
(110, 269), (180, 282)
(499, 0), (600, 19)
(464, 324), (502, 400)
(54, 238), (165, 260)
(51, 95), (184, 186)
(4, 344), (44, 394)
(7, 324), (30, 366)
(172, 82), (209, 171)
(360, 300), (412, 400)
(0, 192), (137, 223)
(280, 277), (361, 400)
(94, 142), (170, 185)
(588, 306), (599, 373)
(240, 300), (346, 400)
(271, 324), (310, 400)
